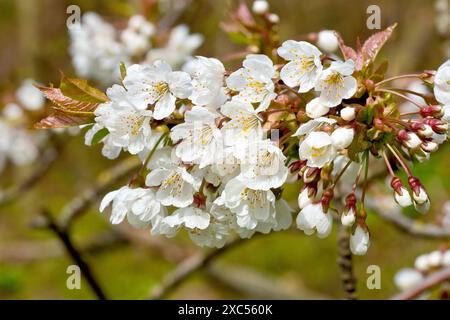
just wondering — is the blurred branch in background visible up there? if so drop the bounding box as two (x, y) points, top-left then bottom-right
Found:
(392, 266), (450, 300)
(337, 225), (357, 300)
(16, 0), (39, 79)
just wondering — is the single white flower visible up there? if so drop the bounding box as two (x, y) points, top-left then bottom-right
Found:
(123, 61), (192, 120)
(222, 178), (276, 230)
(317, 30), (339, 52)
(278, 40), (323, 93)
(296, 203), (333, 238)
(298, 187), (313, 209)
(305, 97), (330, 119)
(16, 79), (45, 111)
(331, 127), (354, 149)
(100, 186), (166, 229)
(164, 206), (210, 231)
(341, 207), (356, 227)
(252, 0), (269, 14)
(340, 106), (356, 121)
(235, 139), (288, 190)
(315, 59), (357, 107)
(299, 131), (337, 168)
(226, 54), (277, 111)
(220, 100), (263, 145)
(350, 225), (370, 255)
(145, 163), (200, 208)
(171, 106), (222, 168)
(434, 60), (450, 104)
(183, 56), (226, 108)
(93, 85), (153, 155)
(394, 268), (424, 291)
(293, 117), (336, 137)
(394, 187), (413, 207)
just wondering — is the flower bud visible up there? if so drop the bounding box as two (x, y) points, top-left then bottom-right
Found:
(267, 13), (279, 23)
(391, 177), (412, 207)
(341, 207), (356, 227)
(317, 30), (339, 52)
(303, 167), (319, 184)
(427, 250), (443, 268)
(397, 130), (422, 149)
(252, 0), (269, 14)
(306, 98), (330, 119)
(421, 141), (438, 153)
(340, 106), (356, 121)
(350, 225), (370, 256)
(298, 187), (315, 209)
(423, 118), (448, 134)
(394, 268), (424, 291)
(331, 127), (354, 149)
(443, 250), (450, 267)
(408, 176), (429, 204)
(414, 199), (430, 214)
(414, 254), (429, 271)
(420, 105), (443, 118)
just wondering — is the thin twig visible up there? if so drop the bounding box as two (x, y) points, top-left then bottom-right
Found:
(337, 225), (357, 300)
(149, 237), (246, 300)
(0, 146), (60, 207)
(391, 267), (450, 300)
(40, 210), (108, 300)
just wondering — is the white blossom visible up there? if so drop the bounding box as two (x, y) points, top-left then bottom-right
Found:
(317, 30), (339, 52)
(331, 127), (354, 149)
(394, 187), (413, 207)
(299, 131), (337, 168)
(315, 59), (357, 107)
(220, 100), (263, 145)
(226, 54), (277, 111)
(298, 188), (313, 209)
(171, 106), (222, 168)
(278, 40), (323, 93)
(164, 206), (210, 231)
(100, 186), (167, 229)
(350, 225), (370, 255)
(341, 208), (356, 227)
(146, 25), (203, 67)
(92, 84), (153, 155)
(221, 178), (276, 230)
(340, 106), (356, 121)
(394, 268), (424, 291)
(123, 62), (192, 120)
(434, 60), (450, 104)
(296, 203), (333, 238)
(145, 163), (200, 208)
(305, 97), (330, 119)
(183, 56), (226, 108)
(235, 139), (288, 190)
(252, 0), (269, 14)
(16, 79), (45, 111)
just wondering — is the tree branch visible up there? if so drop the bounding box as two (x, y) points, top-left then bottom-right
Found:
(149, 237), (246, 300)
(39, 210), (108, 300)
(337, 225), (357, 299)
(391, 267), (450, 300)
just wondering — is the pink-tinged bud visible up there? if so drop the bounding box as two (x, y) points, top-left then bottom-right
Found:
(341, 193), (357, 226)
(391, 177), (412, 207)
(423, 119), (448, 134)
(418, 124), (434, 138)
(421, 141), (438, 153)
(420, 105), (443, 118)
(320, 188), (334, 212)
(408, 176), (429, 205)
(397, 130), (422, 149)
(303, 167), (319, 183)
(289, 160), (307, 173)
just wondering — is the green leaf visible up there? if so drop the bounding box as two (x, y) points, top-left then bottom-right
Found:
(91, 127), (109, 145)
(120, 62), (127, 82)
(60, 74), (108, 103)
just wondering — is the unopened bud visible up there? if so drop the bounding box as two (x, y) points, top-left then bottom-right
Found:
(340, 106), (356, 121)
(423, 118), (448, 134)
(421, 141), (438, 153)
(420, 105), (443, 118)
(397, 130), (422, 149)
(391, 177), (412, 207)
(252, 0), (269, 14)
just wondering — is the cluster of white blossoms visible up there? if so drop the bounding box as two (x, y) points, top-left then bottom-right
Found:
(0, 80), (45, 173)
(36, 6), (450, 255)
(394, 248), (450, 294)
(69, 12), (202, 85)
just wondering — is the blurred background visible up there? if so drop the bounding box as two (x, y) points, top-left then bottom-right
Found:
(0, 0), (449, 299)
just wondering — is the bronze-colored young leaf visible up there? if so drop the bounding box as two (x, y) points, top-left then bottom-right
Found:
(34, 110), (94, 129)
(60, 74), (109, 103)
(361, 24), (397, 66)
